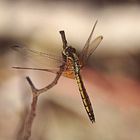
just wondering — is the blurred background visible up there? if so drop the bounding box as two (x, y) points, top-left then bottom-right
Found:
(0, 0), (140, 140)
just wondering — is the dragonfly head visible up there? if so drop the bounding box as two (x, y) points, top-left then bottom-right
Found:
(63, 46), (76, 58)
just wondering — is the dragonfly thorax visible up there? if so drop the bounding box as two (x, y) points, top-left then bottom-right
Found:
(62, 46), (80, 74)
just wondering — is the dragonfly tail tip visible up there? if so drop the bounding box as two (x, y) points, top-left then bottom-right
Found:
(90, 116), (95, 123)
(91, 119), (95, 123)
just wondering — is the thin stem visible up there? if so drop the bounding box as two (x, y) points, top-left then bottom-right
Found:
(21, 30), (68, 140)
(22, 65), (64, 140)
(59, 30), (67, 49)
(27, 65), (64, 95)
(22, 95), (38, 140)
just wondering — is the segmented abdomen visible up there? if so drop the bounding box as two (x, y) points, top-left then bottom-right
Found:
(75, 73), (95, 123)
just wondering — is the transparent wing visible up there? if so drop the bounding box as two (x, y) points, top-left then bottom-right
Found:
(12, 66), (59, 74)
(86, 35), (103, 61)
(79, 20), (98, 66)
(80, 21), (103, 66)
(10, 45), (64, 69)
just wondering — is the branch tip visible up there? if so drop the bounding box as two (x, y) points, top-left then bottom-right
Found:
(59, 30), (67, 49)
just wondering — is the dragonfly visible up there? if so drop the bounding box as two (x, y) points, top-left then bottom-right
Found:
(11, 21), (103, 123)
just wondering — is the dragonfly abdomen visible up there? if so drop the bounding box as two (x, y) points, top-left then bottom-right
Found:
(75, 73), (95, 123)
(63, 46), (95, 123)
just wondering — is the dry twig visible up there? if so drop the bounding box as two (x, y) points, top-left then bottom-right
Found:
(21, 31), (67, 140)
